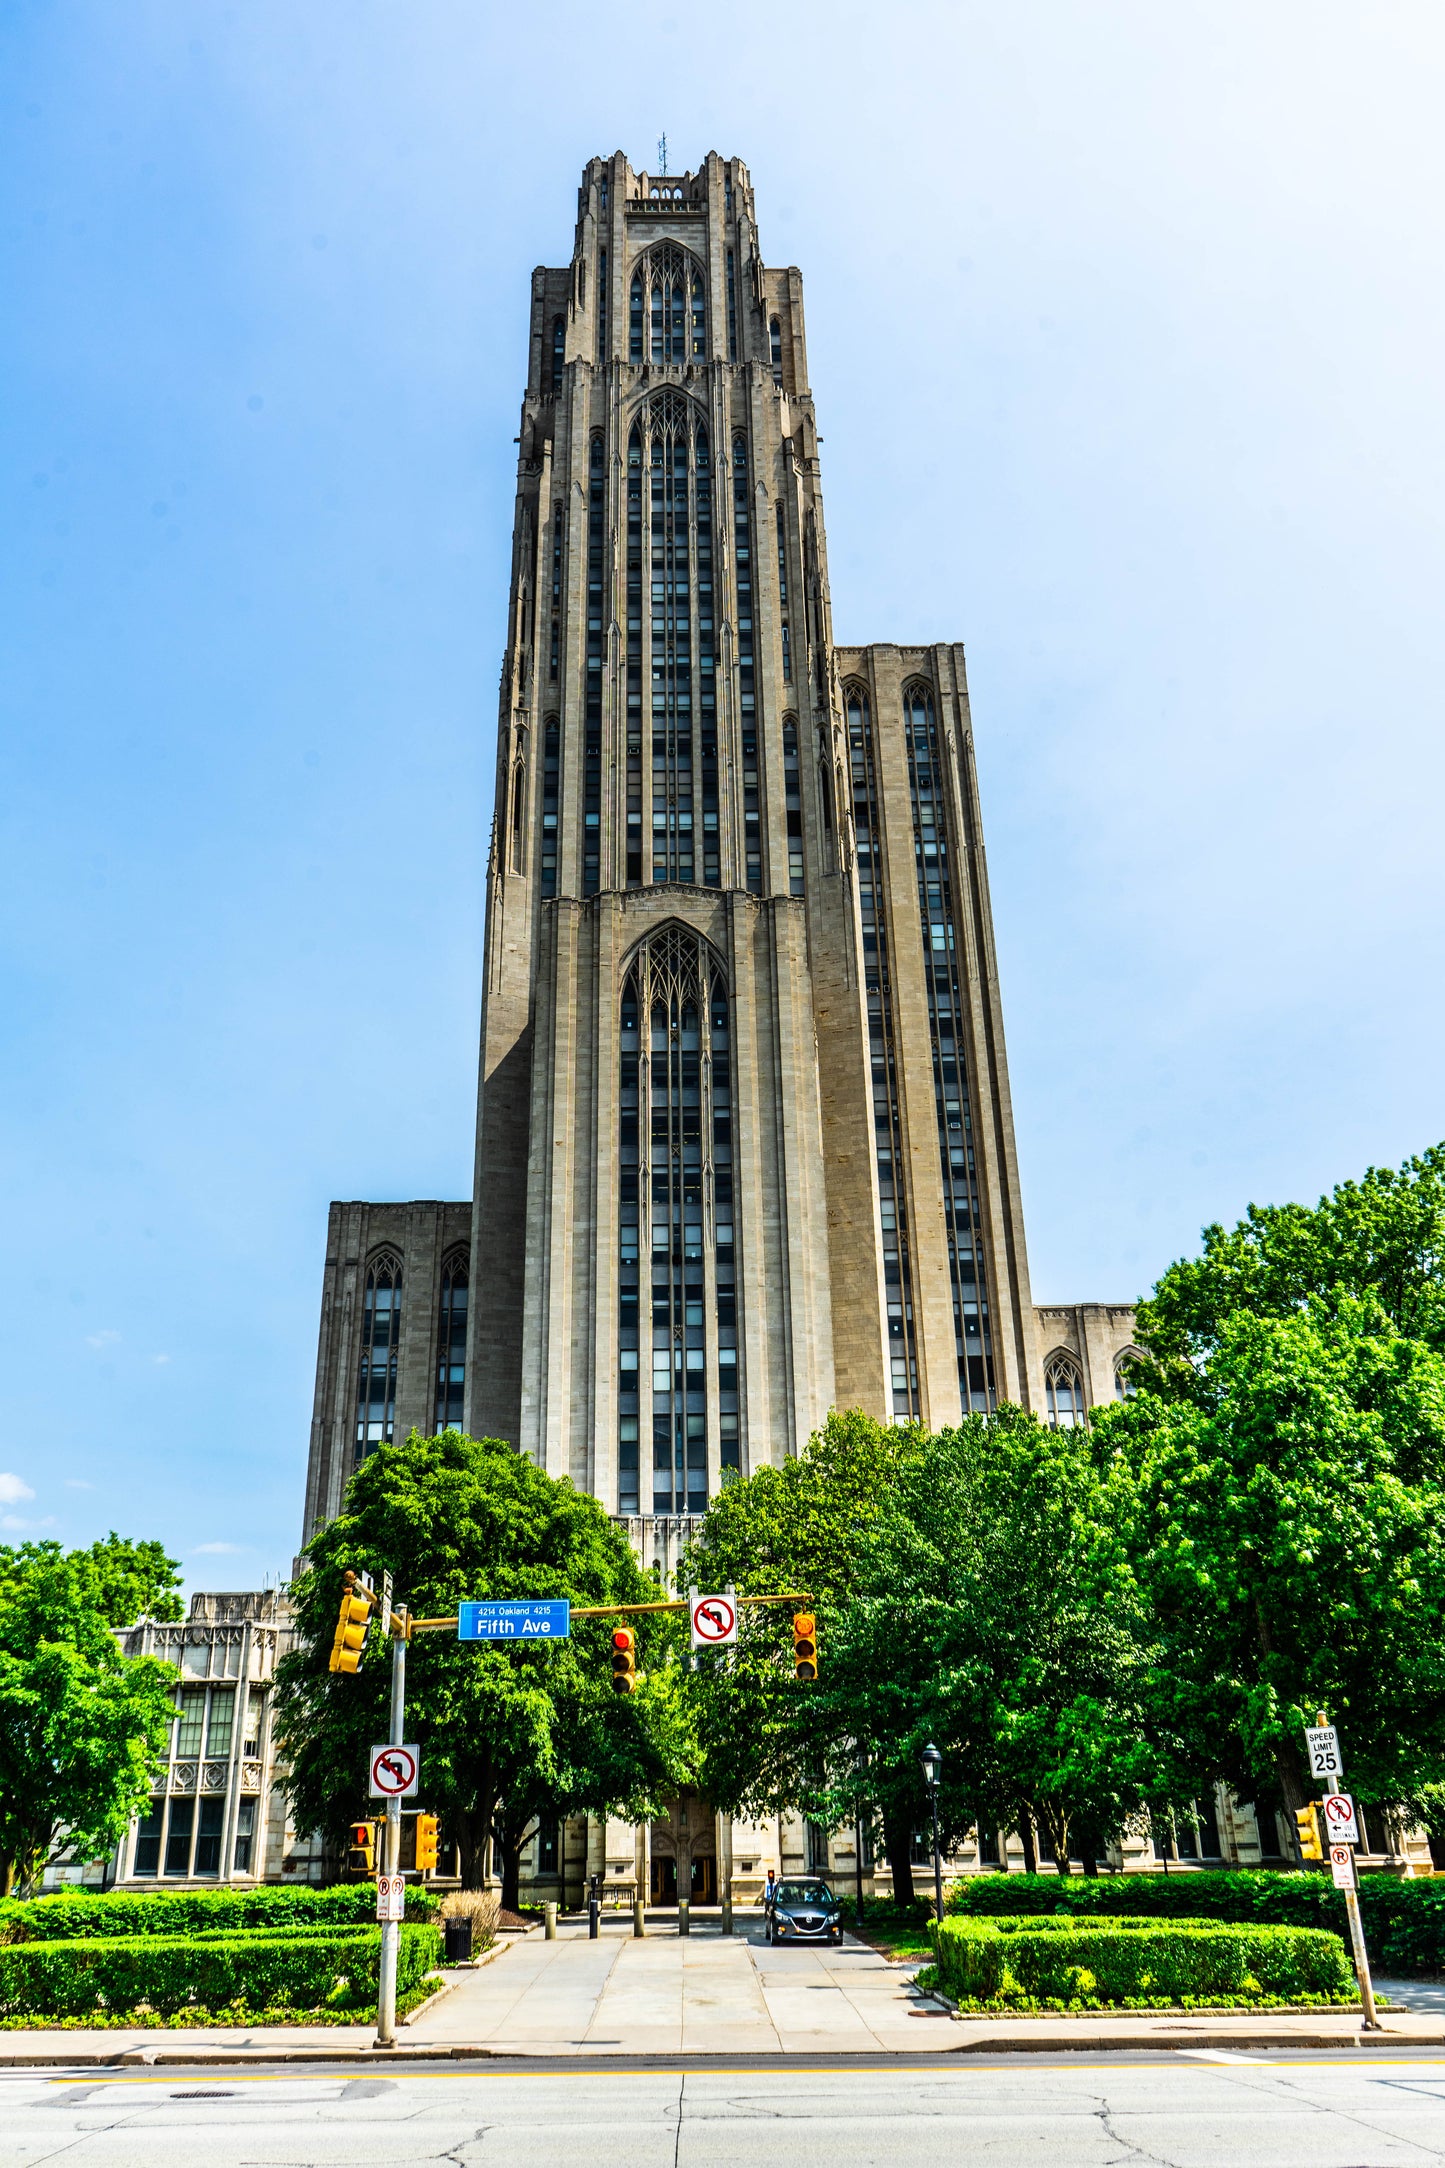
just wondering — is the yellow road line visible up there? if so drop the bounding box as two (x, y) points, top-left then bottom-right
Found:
(35, 2057), (1445, 2088)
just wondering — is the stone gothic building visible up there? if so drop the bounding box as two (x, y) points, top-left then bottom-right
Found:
(84, 153), (1430, 1902)
(301, 150), (1139, 1567)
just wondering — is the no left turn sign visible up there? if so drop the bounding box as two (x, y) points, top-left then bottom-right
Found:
(691, 1593), (738, 1648)
(369, 1743), (421, 1798)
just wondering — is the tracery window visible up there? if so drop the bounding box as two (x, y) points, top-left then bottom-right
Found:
(628, 244), (705, 364)
(1045, 1356), (1085, 1429)
(355, 1251), (402, 1459)
(434, 1252), (468, 1431)
(904, 681), (994, 1411)
(1115, 1353), (1140, 1400)
(627, 392), (715, 888)
(617, 925), (736, 1515)
(847, 682), (918, 1419)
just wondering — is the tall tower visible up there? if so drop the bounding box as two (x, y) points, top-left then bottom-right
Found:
(467, 152), (1040, 1555)
(299, 150), (1141, 1567)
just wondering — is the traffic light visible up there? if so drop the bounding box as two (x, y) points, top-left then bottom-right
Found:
(329, 1570), (373, 1674)
(1295, 1802), (1323, 1861)
(792, 1612), (818, 1682)
(611, 1626), (637, 1694)
(415, 1813), (440, 1874)
(347, 1820), (376, 1875)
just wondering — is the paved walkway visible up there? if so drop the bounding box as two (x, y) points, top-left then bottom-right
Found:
(3, 1914), (1443, 2064)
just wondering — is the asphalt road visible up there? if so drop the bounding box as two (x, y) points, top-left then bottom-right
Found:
(9, 2055), (1445, 2166)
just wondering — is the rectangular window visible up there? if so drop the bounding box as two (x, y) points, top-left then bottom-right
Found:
(164, 1796), (195, 1877)
(205, 1688), (234, 1759)
(242, 1689), (265, 1761)
(233, 1796), (257, 1874)
(174, 1687), (206, 1759)
(132, 1800), (163, 1878)
(193, 1797), (224, 1878)
(536, 1818), (560, 1875)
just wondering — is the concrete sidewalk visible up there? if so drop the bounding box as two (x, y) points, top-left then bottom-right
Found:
(2, 1913), (1442, 2065)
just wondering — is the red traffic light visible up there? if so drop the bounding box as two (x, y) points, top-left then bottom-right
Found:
(611, 1624), (637, 1694)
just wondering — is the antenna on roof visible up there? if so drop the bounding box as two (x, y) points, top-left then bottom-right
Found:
(658, 132), (668, 177)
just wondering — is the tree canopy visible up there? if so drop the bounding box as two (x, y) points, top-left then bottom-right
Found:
(0, 1543), (176, 1895)
(0, 1533), (182, 1627)
(277, 1431), (693, 1900)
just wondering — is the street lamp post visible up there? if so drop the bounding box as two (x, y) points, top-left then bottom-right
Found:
(920, 1742), (944, 1924)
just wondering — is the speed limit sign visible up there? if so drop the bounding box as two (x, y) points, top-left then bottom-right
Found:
(1304, 1724), (1342, 1781)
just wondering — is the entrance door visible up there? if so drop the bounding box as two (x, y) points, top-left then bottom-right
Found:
(690, 1855), (717, 1905)
(651, 1854), (678, 1904)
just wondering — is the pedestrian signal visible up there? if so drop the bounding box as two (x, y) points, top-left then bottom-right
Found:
(347, 1820), (376, 1875)
(415, 1813), (440, 1873)
(1295, 1802), (1323, 1861)
(792, 1612), (818, 1682)
(329, 1571), (373, 1674)
(611, 1626), (637, 1694)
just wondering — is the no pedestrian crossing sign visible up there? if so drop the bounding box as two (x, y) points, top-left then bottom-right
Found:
(369, 1743), (420, 1798)
(1305, 1725), (1343, 1780)
(458, 1599), (571, 1641)
(1322, 1792), (1360, 1845)
(691, 1593), (738, 1648)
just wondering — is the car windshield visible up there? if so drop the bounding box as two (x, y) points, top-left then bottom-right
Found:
(775, 1880), (833, 1907)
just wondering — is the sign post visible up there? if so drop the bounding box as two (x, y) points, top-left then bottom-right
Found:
(1307, 1713), (1380, 2031)
(374, 1621), (409, 2049)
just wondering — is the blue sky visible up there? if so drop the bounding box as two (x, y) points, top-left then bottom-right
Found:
(3, 1), (1443, 1592)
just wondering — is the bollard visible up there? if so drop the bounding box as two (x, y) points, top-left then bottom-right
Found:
(544, 1902), (557, 1941)
(720, 1883), (733, 1937)
(633, 1897), (646, 1938)
(588, 1895), (600, 1940)
(677, 1897), (690, 1937)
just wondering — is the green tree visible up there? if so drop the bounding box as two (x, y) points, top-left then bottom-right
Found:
(277, 1431), (692, 1902)
(1100, 1296), (1445, 1819)
(0, 1546), (176, 1894)
(0, 1533), (183, 1626)
(1135, 1143), (1445, 1392)
(681, 1410), (925, 1891)
(809, 1410), (1177, 1886)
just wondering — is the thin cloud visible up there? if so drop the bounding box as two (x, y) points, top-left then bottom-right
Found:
(65, 1478), (93, 1490)
(0, 1474), (36, 1504)
(193, 1541), (246, 1555)
(85, 1329), (120, 1349)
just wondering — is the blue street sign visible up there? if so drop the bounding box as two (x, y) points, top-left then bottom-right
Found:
(458, 1599), (571, 1642)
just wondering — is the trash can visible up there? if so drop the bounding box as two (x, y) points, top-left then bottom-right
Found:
(444, 1915), (474, 1964)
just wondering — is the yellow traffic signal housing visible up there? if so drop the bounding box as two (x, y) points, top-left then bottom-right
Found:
(1295, 1802), (1323, 1861)
(415, 1813), (440, 1874)
(329, 1571), (373, 1674)
(793, 1612), (819, 1682)
(347, 1820), (377, 1875)
(611, 1626), (637, 1694)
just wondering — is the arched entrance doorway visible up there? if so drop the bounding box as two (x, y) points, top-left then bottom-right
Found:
(650, 1790), (717, 1904)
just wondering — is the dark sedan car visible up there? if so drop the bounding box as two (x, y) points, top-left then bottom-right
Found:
(765, 1877), (844, 1945)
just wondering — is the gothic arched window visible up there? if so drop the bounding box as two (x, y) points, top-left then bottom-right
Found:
(626, 391), (713, 887)
(617, 924), (735, 1516)
(769, 315), (783, 383)
(1045, 1355), (1085, 1429)
(1115, 1352), (1141, 1401)
(434, 1252), (468, 1432)
(355, 1252), (402, 1460)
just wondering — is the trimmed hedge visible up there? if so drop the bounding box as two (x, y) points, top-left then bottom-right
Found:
(930, 1914), (1355, 2010)
(0, 1923), (441, 2020)
(0, 1883), (438, 1946)
(946, 1871), (1445, 1977)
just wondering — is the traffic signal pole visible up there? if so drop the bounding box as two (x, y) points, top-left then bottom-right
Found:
(375, 1621), (407, 2049)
